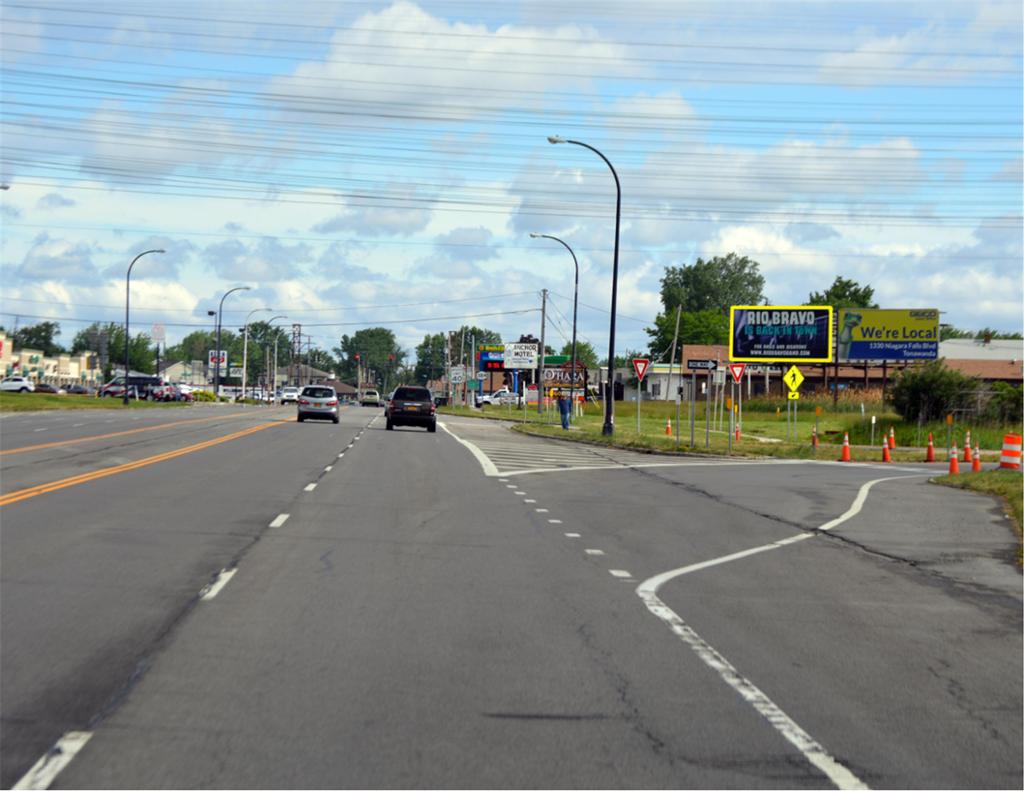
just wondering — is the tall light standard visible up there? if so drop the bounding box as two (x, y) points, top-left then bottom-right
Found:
(530, 233), (580, 421)
(214, 286), (250, 400)
(123, 248), (165, 405)
(547, 135), (621, 436)
(266, 315), (288, 401)
(241, 307), (273, 401)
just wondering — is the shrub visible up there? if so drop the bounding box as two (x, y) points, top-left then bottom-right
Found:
(192, 390), (216, 402)
(982, 382), (1023, 424)
(887, 359), (978, 421)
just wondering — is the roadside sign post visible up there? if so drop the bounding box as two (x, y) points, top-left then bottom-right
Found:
(782, 365), (804, 444)
(815, 406), (822, 456)
(632, 358), (650, 434)
(687, 359), (716, 448)
(871, 414), (876, 446)
(728, 383), (734, 456)
(705, 370), (711, 449)
(729, 364), (745, 443)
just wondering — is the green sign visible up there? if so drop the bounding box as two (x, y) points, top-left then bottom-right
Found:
(467, 380), (480, 391)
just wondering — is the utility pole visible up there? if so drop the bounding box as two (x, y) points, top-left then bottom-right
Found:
(537, 288), (547, 414)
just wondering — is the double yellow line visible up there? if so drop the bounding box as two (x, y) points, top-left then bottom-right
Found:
(1, 411), (259, 456)
(0, 420), (287, 507)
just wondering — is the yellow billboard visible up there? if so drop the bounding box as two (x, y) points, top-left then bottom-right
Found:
(837, 309), (939, 362)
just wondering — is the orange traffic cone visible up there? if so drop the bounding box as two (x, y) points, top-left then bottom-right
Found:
(948, 442), (960, 475)
(888, 427), (896, 449)
(735, 423), (741, 441)
(926, 432), (936, 463)
(665, 418), (672, 436)
(881, 441), (891, 463)
(972, 444), (982, 472)
(963, 434), (973, 463)
(839, 432), (851, 462)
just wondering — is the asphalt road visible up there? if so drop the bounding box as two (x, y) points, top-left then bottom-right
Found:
(1, 406), (1020, 789)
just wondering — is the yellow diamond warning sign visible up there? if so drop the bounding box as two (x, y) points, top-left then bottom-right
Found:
(783, 365), (804, 392)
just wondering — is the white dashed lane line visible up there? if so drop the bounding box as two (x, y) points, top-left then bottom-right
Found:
(12, 731), (93, 791)
(565, 533), (581, 538)
(585, 548), (605, 556)
(514, 490), (526, 495)
(269, 513), (290, 528)
(535, 508), (549, 513)
(324, 465), (333, 472)
(199, 568), (237, 601)
(524, 499), (536, 503)
(304, 483), (317, 492)
(609, 569), (633, 578)
(548, 519), (563, 524)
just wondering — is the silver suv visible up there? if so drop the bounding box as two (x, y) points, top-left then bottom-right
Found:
(297, 386), (339, 424)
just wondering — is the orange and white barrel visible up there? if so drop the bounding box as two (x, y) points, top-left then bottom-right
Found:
(999, 433), (1022, 470)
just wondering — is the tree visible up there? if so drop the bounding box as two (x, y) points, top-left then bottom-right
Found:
(71, 322), (153, 376)
(12, 322), (64, 356)
(888, 359), (978, 421)
(333, 327), (405, 386)
(307, 348), (337, 374)
(558, 340), (598, 369)
(644, 310), (729, 357)
(414, 332), (447, 384)
(659, 253), (766, 314)
(808, 276), (878, 308)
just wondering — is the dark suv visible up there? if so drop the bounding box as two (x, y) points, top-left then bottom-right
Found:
(385, 386), (437, 432)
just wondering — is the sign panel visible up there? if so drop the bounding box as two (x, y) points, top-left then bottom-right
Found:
(728, 363), (746, 383)
(788, 391), (800, 400)
(450, 365), (465, 384)
(687, 359), (718, 371)
(745, 364), (783, 374)
(783, 365), (805, 392)
(475, 371), (486, 380)
(151, 323), (166, 343)
(730, 306), (833, 363)
(837, 308), (939, 361)
(504, 343), (538, 369)
(229, 367), (243, 377)
(543, 363), (586, 385)
(208, 350), (227, 367)
(632, 358), (651, 381)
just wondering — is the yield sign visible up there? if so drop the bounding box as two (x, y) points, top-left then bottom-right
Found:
(632, 358), (651, 381)
(728, 363), (746, 384)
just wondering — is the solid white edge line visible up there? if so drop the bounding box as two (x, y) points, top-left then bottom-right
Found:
(200, 568), (238, 601)
(269, 513), (290, 528)
(438, 421), (499, 476)
(633, 474), (926, 790)
(13, 731), (93, 791)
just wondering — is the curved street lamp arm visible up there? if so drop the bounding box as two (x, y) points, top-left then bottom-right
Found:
(123, 248), (165, 405)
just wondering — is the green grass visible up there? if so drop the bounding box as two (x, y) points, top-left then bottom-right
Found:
(0, 393), (192, 412)
(438, 400), (1007, 462)
(933, 469), (1024, 564)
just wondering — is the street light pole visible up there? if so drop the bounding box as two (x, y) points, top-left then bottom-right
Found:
(266, 315), (287, 402)
(123, 248), (165, 405)
(214, 286), (251, 400)
(548, 135), (621, 436)
(241, 307), (272, 402)
(530, 233), (580, 422)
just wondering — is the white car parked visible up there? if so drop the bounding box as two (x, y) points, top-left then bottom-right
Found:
(0, 376), (35, 393)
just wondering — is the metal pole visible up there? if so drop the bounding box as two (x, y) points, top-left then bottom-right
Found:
(215, 286), (250, 401)
(537, 289), (547, 415)
(530, 235), (579, 423)
(123, 249), (164, 405)
(689, 371), (696, 448)
(548, 136), (620, 436)
(728, 380), (734, 456)
(667, 305), (681, 448)
(705, 370), (711, 449)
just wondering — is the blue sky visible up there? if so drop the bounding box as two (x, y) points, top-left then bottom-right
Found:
(1, 0), (1021, 361)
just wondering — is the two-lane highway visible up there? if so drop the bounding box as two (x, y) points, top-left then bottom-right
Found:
(2, 410), (1021, 788)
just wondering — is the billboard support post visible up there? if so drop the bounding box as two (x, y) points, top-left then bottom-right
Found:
(689, 372), (696, 448)
(705, 371), (711, 449)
